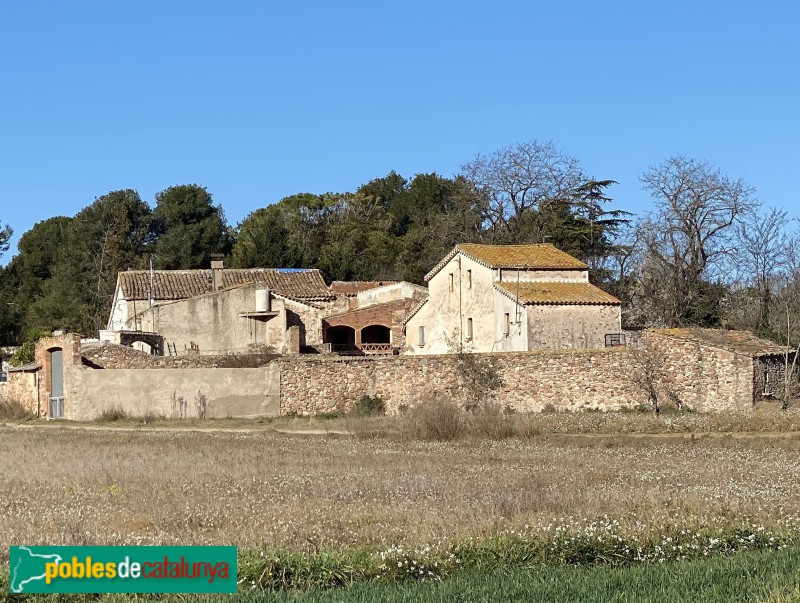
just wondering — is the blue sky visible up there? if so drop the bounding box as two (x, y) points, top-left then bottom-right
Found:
(1, 1), (798, 260)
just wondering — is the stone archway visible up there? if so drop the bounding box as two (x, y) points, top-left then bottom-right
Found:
(119, 331), (165, 356)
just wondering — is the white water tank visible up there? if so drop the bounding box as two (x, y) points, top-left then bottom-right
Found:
(255, 288), (271, 312)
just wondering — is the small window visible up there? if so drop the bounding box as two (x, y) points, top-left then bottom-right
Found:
(467, 269), (472, 289)
(418, 326), (425, 347)
(449, 273), (454, 292)
(504, 313), (510, 336)
(466, 318), (473, 341)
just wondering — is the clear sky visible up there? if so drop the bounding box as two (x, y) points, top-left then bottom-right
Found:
(1, 0), (798, 260)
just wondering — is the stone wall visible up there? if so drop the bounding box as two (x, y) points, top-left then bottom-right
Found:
(644, 331), (755, 411)
(82, 343), (277, 369)
(0, 371), (38, 414)
(29, 330), (768, 420)
(279, 349), (644, 415)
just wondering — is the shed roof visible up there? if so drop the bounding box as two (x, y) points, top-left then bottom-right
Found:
(330, 281), (400, 296)
(495, 281), (621, 306)
(119, 268), (334, 302)
(426, 243), (586, 281)
(649, 328), (790, 357)
(8, 362), (39, 372)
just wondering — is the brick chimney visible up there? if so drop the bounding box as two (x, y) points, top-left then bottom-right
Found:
(210, 254), (224, 291)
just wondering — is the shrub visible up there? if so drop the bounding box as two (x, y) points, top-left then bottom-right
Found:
(354, 395), (385, 417)
(466, 404), (515, 439)
(96, 407), (129, 422)
(317, 410), (345, 420)
(403, 399), (462, 441)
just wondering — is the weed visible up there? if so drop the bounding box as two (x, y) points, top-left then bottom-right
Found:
(353, 395), (385, 417)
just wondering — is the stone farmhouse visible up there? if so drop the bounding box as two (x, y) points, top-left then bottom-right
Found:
(404, 243), (622, 354)
(2, 242), (796, 421)
(104, 257), (426, 356)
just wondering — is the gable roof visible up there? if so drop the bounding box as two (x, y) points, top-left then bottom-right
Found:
(495, 281), (621, 306)
(402, 297), (428, 325)
(118, 269), (334, 302)
(649, 328), (790, 357)
(330, 281), (400, 296)
(425, 244), (587, 281)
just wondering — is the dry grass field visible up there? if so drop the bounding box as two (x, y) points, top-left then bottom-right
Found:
(3, 407), (800, 565)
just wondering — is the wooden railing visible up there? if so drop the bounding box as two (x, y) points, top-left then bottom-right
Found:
(329, 343), (397, 356)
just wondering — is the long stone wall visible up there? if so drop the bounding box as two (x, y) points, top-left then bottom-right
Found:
(279, 349), (645, 415)
(24, 331), (765, 421)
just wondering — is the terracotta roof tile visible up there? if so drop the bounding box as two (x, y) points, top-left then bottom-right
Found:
(425, 243), (586, 281)
(119, 269), (333, 302)
(324, 298), (420, 325)
(459, 244), (587, 269)
(495, 281), (621, 306)
(649, 328), (789, 357)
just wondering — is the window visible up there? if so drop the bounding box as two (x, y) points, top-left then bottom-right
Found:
(503, 313), (510, 336)
(467, 269), (472, 289)
(449, 273), (454, 292)
(418, 326), (425, 347)
(466, 318), (473, 341)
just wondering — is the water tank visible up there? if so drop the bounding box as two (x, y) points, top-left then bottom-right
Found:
(255, 288), (271, 312)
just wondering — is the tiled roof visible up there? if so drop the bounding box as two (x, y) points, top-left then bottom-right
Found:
(330, 281), (400, 296)
(649, 328), (790, 357)
(425, 243), (586, 281)
(324, 298), (420, 325)
(119, 269), (334, 302)
(495, 281), (621, 306)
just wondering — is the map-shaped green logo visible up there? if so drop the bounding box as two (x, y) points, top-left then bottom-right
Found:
(10, 546), (63, 593)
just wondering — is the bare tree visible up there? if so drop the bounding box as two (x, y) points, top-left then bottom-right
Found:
(732, 207), (788, 333)
(783, 305), (800, 410)
(636, 156), (758, 327)
(626, 342), (671, 415)
(461, 140), (586, 243)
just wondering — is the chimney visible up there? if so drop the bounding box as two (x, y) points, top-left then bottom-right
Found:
(210, 254), (224, 291)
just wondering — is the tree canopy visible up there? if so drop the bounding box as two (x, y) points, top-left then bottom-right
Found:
(1, 142), (795, 349)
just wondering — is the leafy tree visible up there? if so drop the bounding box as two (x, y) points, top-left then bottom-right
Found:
(35, 190), (152, 334)
(232, 204), (304, 268)
(0, 217), (72, 342)
(0, 221), (11, 259)
(316, 193), (399, 281)
(151, 185), (230, 269)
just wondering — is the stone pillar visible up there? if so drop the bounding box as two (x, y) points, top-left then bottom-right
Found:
(286, 326), (301, 355)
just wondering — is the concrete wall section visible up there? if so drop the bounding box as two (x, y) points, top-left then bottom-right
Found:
(493, 289), (528, 352)
(497, 269), (588, 283)
(65, 364), (280, 421)
(405, 253), (498, 354)
(527, 305), (620, 350)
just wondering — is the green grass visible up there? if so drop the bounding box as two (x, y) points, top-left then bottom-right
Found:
(3, 547), (800, 603)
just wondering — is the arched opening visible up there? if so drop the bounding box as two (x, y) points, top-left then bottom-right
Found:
(361, 325), (391, 345)
(48, 347), (64, 419)
(119, 332), (164, 356)
(132, 341), (154, 354)
(326, 326), (356, 351)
